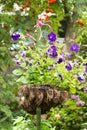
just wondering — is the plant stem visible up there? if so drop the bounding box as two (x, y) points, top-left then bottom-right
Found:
(36, 107), (41, 130)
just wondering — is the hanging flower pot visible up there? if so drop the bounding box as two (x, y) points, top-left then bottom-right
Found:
(18, 84), (69, 114)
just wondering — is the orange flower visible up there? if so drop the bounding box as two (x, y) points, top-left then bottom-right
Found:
(76, 19), (85, 26)
(46, 8), (54, 13)
(20, 0), (31, 10)
(48, 0), (56, 4)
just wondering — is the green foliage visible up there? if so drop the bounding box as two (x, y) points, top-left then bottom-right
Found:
(13, 113), (56, 130)
(75, 11), (87, 58)
(0, 73), (19, 127)
(47, 96), (87, 129)
(0, 0), (87, 130)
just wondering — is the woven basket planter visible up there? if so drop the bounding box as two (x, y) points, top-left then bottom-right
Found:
(18, 84), (69, 114)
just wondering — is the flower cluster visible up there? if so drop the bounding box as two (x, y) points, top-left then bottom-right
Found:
(12, 10), (87, 110)
(47, 45), (58, 58)
(71, 95), (85, 106)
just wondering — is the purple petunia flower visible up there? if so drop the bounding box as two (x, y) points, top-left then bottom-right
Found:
(76, 100), (85, 106)
(70, 43), (80, 53)
(47, 45), (58, 58)
(13, 59), (21, 65)
(71, 95), (80, 101)
(83, 87), (87, 93)
(85, 63), (87, 73)
(65, 62), (72, 71)
(57, 53), (65, 64)
(77, 74), (85, 82)
(48, 32), (57, 43)
(10, 33), (20, 41)
(57, 58), (63, 63)
(51, 45), (57, 50)
(20, 51), (26, 58)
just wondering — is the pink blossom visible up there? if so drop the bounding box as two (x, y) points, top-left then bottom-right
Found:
(34, 20), (45, 28)
(26, 34), (36, 42)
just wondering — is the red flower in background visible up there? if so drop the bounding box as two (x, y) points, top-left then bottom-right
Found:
(48, 0), (56, 4)
(76, 19), (85, 26)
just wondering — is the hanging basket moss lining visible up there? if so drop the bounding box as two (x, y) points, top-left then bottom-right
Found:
(18, 84), (69, 114)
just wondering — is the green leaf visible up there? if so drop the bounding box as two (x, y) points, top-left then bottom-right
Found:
(12, 69), (23, 76)
(16, 76), (28, 84)
(20, 62), (26, 68)
(13, 116), (24, 125)
(0, 105), (12, 119)
(70, 86), (76, 94)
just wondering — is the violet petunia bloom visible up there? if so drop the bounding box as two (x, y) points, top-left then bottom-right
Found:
(65, 62), (72, 71)
(47, 45), (58, 58)
(85, 63), (87, 73)
(57, 53), (65, 64)
(77, 74), (85, 82)
(50, 45), (57, 50)
(20, 51), (26, 58)
(57, 58), (63, 63)
(13, 59), (21, 65)
(71, 95), (80, 101)
(76, 100), (85, 106)
(83, 87), (87, 93)
(70, 43), (80, 53)
(10, 33), (20, 41)
(48, 32), (57, 43)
